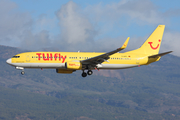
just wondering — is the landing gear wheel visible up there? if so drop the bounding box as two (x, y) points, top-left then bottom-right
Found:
(21, 71), (25, 75)
(87, 70), (93, 75)
(82, 72), (87, 77)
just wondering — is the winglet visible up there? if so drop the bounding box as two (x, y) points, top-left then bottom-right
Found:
(121, 37), (130, 49)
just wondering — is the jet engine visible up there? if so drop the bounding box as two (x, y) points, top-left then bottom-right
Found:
(65, 62), (82, 70)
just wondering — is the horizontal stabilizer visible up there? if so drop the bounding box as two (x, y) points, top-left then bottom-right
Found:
(148, 51), (173, 58)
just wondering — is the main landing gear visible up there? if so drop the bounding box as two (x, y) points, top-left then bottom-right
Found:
(82, 72), (87, 77)
(21, 71), (25, 75)
(82, 70), (93, 77)
(87, 70), (93, 75)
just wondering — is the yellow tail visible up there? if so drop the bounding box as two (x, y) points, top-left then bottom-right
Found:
(128, 25), (165, 55)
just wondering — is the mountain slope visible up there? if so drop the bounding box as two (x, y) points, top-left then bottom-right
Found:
(0, 45), (180, 119)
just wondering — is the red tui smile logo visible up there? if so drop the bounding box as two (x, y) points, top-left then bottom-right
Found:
(148, 39), (161, 50)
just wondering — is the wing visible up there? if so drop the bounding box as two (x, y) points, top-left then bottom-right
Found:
(81, 37), (130, 65)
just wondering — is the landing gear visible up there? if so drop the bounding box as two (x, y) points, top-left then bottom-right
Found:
(87, 70), (93, 75)
(81, 70), (93, 77)
(15, 67), (25, 75)
(21, 71), (25, 75)
(82, 72), (87, 77)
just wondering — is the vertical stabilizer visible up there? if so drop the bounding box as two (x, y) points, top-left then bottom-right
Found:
(129, 25), (165, 55)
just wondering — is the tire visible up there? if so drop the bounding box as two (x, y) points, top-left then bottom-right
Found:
(82, 72), (87, 77)
(21, 71), (25, 75)
(87, 70), (93, 75)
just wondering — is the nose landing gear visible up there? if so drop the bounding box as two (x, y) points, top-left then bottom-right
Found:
(15, 67), (25, 75)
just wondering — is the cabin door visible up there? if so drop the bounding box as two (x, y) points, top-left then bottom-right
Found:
(136, 55), (140, 64)
(26, 54), (31, 62)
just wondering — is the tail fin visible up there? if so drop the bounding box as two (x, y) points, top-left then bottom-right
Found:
(130, 25), (165, 55)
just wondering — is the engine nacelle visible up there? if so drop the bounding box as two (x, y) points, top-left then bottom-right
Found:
(56, 69), (74, 74)
(65, 62), (82, 70)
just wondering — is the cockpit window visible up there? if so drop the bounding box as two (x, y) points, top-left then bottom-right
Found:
(12, 56), (20, 58)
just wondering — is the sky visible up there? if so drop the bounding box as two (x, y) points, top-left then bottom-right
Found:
(1, 0), (180, 56)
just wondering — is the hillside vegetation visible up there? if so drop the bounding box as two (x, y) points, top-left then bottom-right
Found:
(0, 45), (180, 120)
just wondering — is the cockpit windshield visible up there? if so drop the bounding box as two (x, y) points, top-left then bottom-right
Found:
(12, 56), (20, 58)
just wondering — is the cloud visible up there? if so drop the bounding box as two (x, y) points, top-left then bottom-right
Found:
(54, 1), (98, 51)
(19, 30), (51, 50)
(163, 8), (180, 18)
(0, 0), (54, 51)
(34, 14), (58, 35)
(85, 0), (165, 25)
(162, 31), (180, 56)
(53, 0), (179, 56)
(0, 0), (179, 57)
(52, 1), (149, 52)
(0, 0), (32, 46)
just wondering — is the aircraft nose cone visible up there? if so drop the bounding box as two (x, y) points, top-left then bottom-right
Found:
(6, 58), (12, 64)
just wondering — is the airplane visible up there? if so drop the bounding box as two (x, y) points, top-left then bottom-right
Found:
(6, 25), (172, 77)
